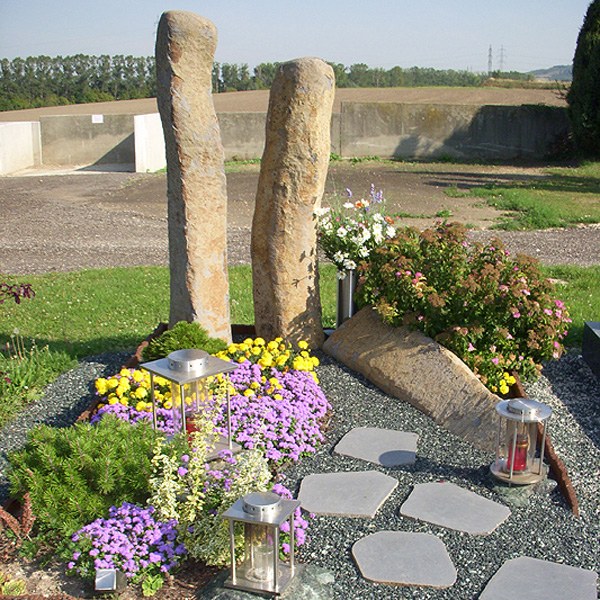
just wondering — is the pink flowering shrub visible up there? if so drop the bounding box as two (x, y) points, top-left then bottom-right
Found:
(357, 222), (571, 392)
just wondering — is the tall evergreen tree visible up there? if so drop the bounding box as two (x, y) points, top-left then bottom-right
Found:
(568, 0), (600, 155)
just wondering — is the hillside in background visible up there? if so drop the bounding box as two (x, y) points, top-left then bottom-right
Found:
(529, 65), (572, 81)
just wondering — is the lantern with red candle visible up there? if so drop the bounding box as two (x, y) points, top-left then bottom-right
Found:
(491, 397), (552, 486)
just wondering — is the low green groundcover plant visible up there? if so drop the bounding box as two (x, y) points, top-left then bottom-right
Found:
(357, 222), (571, 393)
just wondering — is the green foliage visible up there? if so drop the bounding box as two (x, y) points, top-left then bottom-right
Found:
(142, 321), (227, 362)
(149, 419), (271, 567)
(0, 54), (156, 112)
(7, 416), (158, 547)
(443, 160), (600, 230)
(2, 53), (544, 113)
(0, 573), (27, 596)
(568, 0), (600, 155)
(0, 335), (76, 428)
(142, 573), (165, 597)
(541, 264), (600, 347)
(358, 222), (572, 392)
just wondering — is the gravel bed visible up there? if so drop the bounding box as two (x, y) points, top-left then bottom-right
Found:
(279, 350), (600, 599)
(0, 350), (598, 599)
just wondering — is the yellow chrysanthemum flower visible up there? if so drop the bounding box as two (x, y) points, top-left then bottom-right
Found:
(134, 387), (148, 399)
(244, 389), (255, 397)
(132, 370), (144, 382)
(95, 378), (108, 395)
(298, 340), (309, 350)
(267, 341), (278, 352)
(135, 401), (147, 412)
(119, 368), (131, 377)
(254, 337), (266, 346)
(107, 377), (119, 390)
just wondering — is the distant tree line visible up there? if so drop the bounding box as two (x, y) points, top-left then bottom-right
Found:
(0, 54), (534, 112)
(0, 54), (156, 111)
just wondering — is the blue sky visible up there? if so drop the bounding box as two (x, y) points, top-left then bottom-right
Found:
(0, 1), (590, 73)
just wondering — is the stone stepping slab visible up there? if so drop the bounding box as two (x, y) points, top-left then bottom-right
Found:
(480, 556), (598, 600)
(399, 481), (510, 534)
(298, 471), (398, 518)
(334, 427), (418, 467)
(352, 531), (456, 588)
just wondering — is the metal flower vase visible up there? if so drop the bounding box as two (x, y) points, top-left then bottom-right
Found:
(336, 269), (358, 328)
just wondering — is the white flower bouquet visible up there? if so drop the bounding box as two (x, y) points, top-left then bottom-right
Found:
(314, 184), (396, 276)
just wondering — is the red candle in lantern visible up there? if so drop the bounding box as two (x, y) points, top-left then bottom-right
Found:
(185, 414), (198, 442)
(507, 433), (529, 472)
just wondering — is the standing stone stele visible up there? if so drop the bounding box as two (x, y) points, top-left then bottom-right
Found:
(251, 58), (335, 348)
(155, 10), (231, 342)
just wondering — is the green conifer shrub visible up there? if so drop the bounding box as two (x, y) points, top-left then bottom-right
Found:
(568, 0), (600, 155)
(142, 321), (227, 362)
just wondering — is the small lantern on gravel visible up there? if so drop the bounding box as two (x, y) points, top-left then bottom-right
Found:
(490, 397), (552, 485)
(222, 491), (302, 596)
(141, 349), (239, 458)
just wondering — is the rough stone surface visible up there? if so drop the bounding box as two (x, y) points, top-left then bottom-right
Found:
(334, 427), (418, 466)
(251, 58), (335, 348)
(199, 564), (335, 599)
(479, 556), (598, 600)
(155, 10), (231, 341)
(399, 482), (511, 534)
(352, 531), (457, 588)
(323, 307), (501, 451)
(298, 471), (397, 518)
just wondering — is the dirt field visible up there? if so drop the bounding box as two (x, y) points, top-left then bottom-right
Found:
(0, 86), (567, 122)
(1, 161), (599, 276)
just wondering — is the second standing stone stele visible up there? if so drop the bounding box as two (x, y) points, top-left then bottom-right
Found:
(251, 58), (335, 348)
(155, 10), (231, 342)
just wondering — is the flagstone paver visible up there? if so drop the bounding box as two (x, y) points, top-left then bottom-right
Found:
(298, 471), (398, 518)
(399, 481), (511, 534)
(352, 531), (457, 588)
(479, 556), (598, 600)
(333, 427), (418, 467)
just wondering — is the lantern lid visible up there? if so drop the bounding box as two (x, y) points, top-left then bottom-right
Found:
(140, 349), (238, 384)
(167, 349), (208, 372)
(496, 397), (552, 422)
(243, 492), (282, 519)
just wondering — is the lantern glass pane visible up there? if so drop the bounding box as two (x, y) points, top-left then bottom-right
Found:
(243, 523), (275, 584)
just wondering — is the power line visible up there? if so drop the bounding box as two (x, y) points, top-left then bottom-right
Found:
(499, 45), (506, 71)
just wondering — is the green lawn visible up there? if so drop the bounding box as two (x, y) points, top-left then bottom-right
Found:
(0, 262), (596, 427)
(445, 161), (600, 230)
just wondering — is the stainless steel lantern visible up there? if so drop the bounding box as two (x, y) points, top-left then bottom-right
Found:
(141, 349), (240, 459)
(490, 397), (552, 485)
(222, 491), (302, 596)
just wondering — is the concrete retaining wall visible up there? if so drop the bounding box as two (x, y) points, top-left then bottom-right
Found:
(0, 121), (41, 174)
(40, 114), (135, 167)
(134, 113), (166, 172)
(340, 102), (570, 160)
(0, 102), (570, 175)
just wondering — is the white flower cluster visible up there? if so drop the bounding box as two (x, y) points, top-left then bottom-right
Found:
(314, 186), (396, 274)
